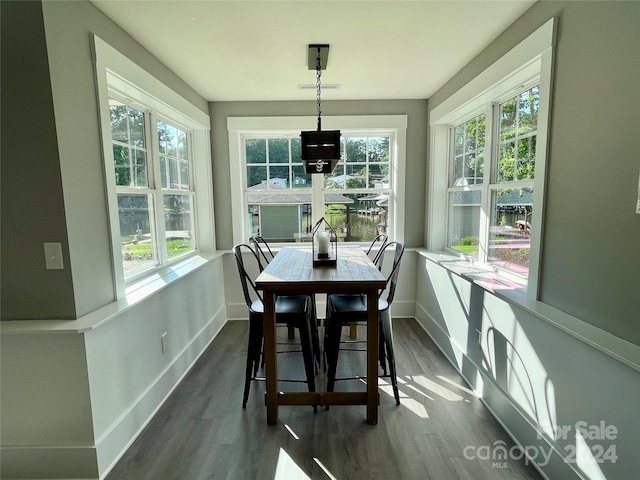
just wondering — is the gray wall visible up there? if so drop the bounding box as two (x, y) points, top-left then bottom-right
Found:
(0, 0), (209, 319)
(210, 99), (428, 250)
(429, 0), (640, 345)
(1, 0), (76, 319)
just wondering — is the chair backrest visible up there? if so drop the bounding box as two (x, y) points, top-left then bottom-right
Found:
(378, 241), (404, 305)
(366, 234), (388, 270)
(233, 244), (264, 308)
(251, 235), (274, 270)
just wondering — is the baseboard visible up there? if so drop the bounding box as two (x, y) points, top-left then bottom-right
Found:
(390, 300), (415, 320)
(413, 302), (585, 480)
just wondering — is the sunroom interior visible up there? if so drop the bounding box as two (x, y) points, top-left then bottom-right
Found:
(1, 1), (638, 480)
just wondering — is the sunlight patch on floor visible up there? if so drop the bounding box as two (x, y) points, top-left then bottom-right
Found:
(436, 374), (479, 397)
(275, 448), (311, 480)
(403, 382), (435, 401)
(406, 375), (469, 402)
(399, 395), (429, 418)
(313, 457), (338, 480)
(380, 378), (429, 418)
(284, 424), (299, 440)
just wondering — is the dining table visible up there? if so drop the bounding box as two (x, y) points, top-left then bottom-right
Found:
(255, 246), (387, 425)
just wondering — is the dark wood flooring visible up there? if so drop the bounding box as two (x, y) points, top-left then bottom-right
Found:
(106, 318), (544, 480)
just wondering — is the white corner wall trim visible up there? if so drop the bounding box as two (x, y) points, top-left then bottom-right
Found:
(416, 249), (640, 372)
(0, 252), (224, 336)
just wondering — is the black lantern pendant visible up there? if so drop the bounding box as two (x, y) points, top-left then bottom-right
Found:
(301, 45), (341, 174)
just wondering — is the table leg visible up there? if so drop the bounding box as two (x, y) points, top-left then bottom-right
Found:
(366, 288), (379, 425)
(263, 291), (278, 424)
(349, 324), (358, 338)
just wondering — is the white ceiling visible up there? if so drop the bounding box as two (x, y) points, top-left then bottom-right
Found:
(90, 0), (536, 102)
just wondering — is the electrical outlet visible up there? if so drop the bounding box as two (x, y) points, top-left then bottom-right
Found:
(161, 332), (168, 353)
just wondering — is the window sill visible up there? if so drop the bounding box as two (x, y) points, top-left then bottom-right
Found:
(417, 249), (640, 372)
(427, 249), (529, 302)
(0, 252), (223, 335)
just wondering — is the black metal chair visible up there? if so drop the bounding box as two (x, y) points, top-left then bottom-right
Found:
(233, 244), (317, 409)
(250, 235), (322, 373)
(366, 233), (388, 269)
(251, 235), (295, 339)
(251, 235), (275, 268)
(343, 233), (388, 340)
(324, 241), (405, 405)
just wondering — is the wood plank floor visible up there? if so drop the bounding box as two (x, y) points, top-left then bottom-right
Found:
(106, 319), (544, 480)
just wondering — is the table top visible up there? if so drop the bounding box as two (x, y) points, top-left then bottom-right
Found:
(255, 246), (386, 295)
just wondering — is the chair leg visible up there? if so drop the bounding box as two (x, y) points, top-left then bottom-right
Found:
(257, 336), (264, 375)
(242, 351), (253, 409)
(308, 295), (322, 374)
(380, 310), (400, 405)
(324, 316), (343, 398)
(296, 311), (317, 412)
(243, 315), (263, 408)
(378, 327), (387, 376)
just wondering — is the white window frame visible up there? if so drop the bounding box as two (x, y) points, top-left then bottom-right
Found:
(428, 18), (555, 301)
(228, 115), (407, 246)
(93, 35), (215, 298)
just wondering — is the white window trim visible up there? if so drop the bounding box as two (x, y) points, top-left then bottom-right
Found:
(92, 35), (215, 298)
(228, 115), (407, 246)
(428, 18), (555, 302)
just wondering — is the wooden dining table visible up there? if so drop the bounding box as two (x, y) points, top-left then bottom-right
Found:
(255, 246), (387, 425)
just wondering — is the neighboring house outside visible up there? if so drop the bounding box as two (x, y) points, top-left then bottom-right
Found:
(247, 191), (354, 240)
(450, 189), (533, 241)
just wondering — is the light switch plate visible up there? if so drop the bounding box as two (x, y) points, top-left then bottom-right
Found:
(44, 243), (64, 270)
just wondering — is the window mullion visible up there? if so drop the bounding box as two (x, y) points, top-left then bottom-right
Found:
(187, 133), (197, 251)
(311, 173), (324, 225)
(478, 102), (496, 263)
(149, 111), (167, 265)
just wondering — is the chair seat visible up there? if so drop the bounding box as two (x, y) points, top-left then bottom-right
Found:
(250, 295), (309, 317)
(328, 295), (389, 318)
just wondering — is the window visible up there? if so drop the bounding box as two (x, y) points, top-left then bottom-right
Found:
(243, 134), (392, 243)
(429, 18), (555, 296)
(94, 35), (214, 297)
(448, 113), (485, 258)
(229, 116), (406, 246)
(447, 85), (539, 277)
(244, 136), (310, 242)
(488, 86), (538, 274)
(109, 100), (196, 279)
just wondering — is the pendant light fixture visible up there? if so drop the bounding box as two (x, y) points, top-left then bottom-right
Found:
(300, 44), (341, 174)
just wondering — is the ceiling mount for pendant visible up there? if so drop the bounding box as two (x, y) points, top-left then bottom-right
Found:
(307, 44), (330, 70)
(300, 44), (341, 174)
